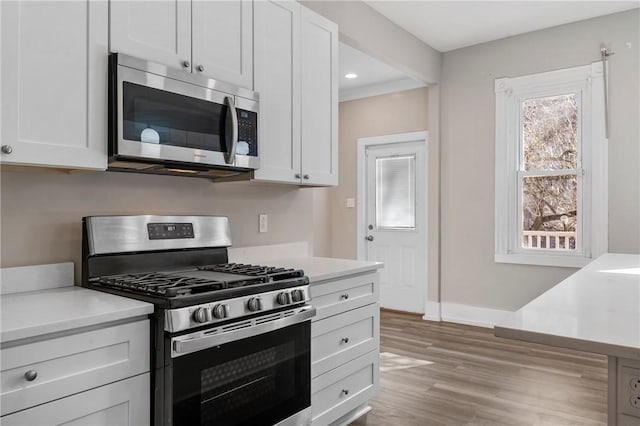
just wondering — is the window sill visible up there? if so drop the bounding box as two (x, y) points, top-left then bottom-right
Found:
(495, 253), (592, 268)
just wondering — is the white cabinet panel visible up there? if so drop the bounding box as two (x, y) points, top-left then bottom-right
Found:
(110, 0), (191, 70)
(300, 7), (338, 186)
(1, 320), (149, 416)
(310, 273), (380, 322)
(0, 0), (108, 169)
(1, 373), (150, 426)
(192, 0), (253, 88)
(253, 0), (301, 183)
(312, 303), (380, 378)
(311, 351), (379, 426)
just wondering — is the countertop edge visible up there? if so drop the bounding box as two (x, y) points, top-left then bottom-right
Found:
(494, 325), (640, 360)
(0, 305), (154, 344)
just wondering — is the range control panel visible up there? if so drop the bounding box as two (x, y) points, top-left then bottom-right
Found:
(147, 223), (194, 240)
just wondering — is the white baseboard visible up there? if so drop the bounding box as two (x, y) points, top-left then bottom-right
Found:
(422, 301), (442, 322)
(422, 302), (512, 329)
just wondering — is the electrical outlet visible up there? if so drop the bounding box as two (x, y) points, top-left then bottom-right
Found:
(259, 214), (268, 233)
(631, 376), (640, 392)
(631, 394), (640, 409)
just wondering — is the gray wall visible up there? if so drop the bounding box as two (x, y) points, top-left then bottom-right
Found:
(440, 9), (640, 311)
(301, 0), (442, 84)
(0, 169), (315, 283)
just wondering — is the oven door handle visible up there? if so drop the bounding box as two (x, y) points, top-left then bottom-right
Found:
(172, 305), (316, 357)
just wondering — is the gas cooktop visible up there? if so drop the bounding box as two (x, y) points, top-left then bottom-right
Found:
(88, 263), (307, 308)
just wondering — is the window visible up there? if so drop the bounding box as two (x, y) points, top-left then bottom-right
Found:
(495, 63), (608, 267)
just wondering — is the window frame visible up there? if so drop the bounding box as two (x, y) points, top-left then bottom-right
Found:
(495, 62), (608, 268)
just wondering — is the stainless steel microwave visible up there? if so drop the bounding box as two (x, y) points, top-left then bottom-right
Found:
(108, 53), (259, 179)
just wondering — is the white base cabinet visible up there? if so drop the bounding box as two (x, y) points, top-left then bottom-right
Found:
(1, 373), (150, 426)
(0, 319), (150, 425)
(253, 2), (338, 186)
(310, 272), (380, 425)
(0, 0), (108, 170)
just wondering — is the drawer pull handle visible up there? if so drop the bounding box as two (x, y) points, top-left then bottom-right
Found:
(341, 389), (349, 396)
(340, 294), (349, 300)
(24, 370), (37, 381)
(340, 337), (350, 344)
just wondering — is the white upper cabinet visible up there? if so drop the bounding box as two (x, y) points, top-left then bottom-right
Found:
(252, 3), (338, 186)
(253, 0), (301, 184)
(110, 0), (191, 71)
(110, 0), (253, 88)
(192, 0), (253, 88)
(300, 7), (338, 186)
(0, 0), (108, 170)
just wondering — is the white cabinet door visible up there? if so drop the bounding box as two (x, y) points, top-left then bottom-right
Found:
(1, 373), (150, 426)
(253, 0), (301, 184)
(300, 7), (338, 186)
(192, 0), (253, 88)
(0, 0), (108, 170)
(110, 0), (191, 71)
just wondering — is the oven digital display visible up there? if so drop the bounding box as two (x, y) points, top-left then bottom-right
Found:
(148, 223), (194, 240)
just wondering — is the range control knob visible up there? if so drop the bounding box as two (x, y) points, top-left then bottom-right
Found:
(212, 304), (228, 319)
(192, 307), (209, 323)
(277, 292), (292, 305)
(290, 289), (305, 303)
(247, 297), (262, 312)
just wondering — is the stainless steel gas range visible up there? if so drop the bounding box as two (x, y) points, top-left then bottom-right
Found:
(81, 215), (314, 426)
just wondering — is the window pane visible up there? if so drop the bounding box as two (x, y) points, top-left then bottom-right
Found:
(522, 174), (577, 250)
(376, 155), (415, 229)
(523, 94), (578, 171)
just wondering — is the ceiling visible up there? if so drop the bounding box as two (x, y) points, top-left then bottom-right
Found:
(339, 42), (425, 101)
(364, 1), (640, 52)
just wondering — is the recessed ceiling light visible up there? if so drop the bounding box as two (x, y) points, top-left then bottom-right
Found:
(345, 73), (358, 79)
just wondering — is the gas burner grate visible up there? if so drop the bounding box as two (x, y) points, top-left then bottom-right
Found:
(90, 272), (260, 297)
(198, 263), (304, 281)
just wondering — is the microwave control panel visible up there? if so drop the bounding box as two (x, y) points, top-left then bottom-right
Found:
(237, 109), (258, 157)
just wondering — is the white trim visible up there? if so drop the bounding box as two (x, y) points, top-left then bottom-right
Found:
(0, 263), (74, 295)
(440, 303), (511, 329)
(339, 77), (426, 103)
(494, 62), (608, 267)
(356, 131), (429, 314)
(422, 301), (442, 322)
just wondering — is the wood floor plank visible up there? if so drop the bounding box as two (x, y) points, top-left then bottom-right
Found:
(350, 310), (607, 426)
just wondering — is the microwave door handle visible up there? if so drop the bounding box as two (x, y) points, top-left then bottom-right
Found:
(224, 96), (238, 164)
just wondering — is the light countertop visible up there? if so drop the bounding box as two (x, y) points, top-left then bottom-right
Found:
(1, 286), (154, 344)
(495, 253), (640, 359)
(229, 252), (383, 283)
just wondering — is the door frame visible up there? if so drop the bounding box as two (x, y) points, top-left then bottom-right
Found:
(356, 131), (429, 314)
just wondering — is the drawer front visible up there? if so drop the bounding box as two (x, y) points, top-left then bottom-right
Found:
(312, 351), (379, 426)
(312, 303), (379, 378)
(1, 373), (150, 426)
(311, 272), (379, 321)
(1, 319), (149, 416)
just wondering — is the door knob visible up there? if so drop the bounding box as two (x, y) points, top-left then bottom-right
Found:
(1, 145), (13, 154)
(366, 235), (374, 242)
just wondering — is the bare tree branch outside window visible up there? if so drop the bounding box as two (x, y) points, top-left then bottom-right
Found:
(521, 94), (578, 249)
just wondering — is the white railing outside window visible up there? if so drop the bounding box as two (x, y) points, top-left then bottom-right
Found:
(522, 231), (576, 250)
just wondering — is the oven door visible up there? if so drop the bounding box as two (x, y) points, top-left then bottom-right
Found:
(170, 306), (315, 426)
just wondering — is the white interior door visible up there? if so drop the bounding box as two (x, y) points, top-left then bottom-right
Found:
(363, 140), (427, 313)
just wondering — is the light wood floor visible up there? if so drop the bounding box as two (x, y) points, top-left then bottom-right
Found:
(351, 310), (608, 426)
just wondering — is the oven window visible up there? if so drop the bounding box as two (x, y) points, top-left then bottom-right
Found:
(121, 82), (227, 152)
(172, 321), (310, 426)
